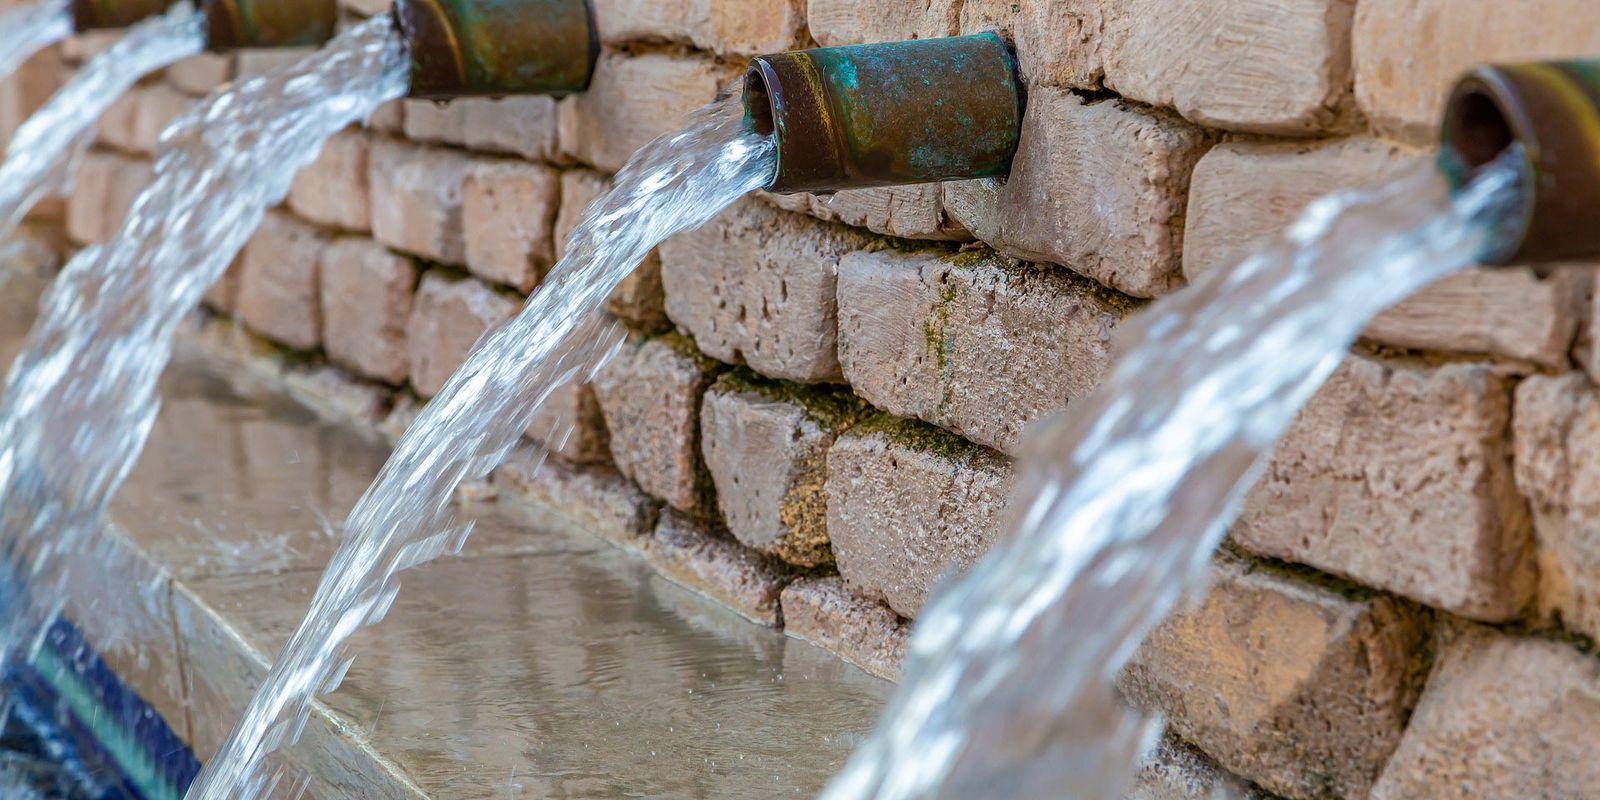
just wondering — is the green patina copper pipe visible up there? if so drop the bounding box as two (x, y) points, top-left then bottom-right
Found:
(69, 0), (171, 30)
(200, 0), (338, 51)
(393, 0), (598, 99)
(743, 33), (1023, 194)
(1440, 59), (1600, 266)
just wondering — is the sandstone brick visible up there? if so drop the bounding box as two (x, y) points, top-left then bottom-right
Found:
(1121, 556), (1427, 799)
(107, 82), (190, 156)
(166, 53), (232, 95)
(203, 255), (243, 314)
(340, 0), (390, 15)
(761, 185), (971, 242)
(701, 375), (867, 567)
(319, 237), (416, 384)
(288, 129), (372, 232)
(404, 272), (518, 398)
(642, 511), (790, 626)
(943, 89), (1209, 298)
(591, 334), (721, 515)
(369, 138), (473, 264)
(825, 417), (1012, 618)
(805, 0), (959, 46)
(60, 30), (120, 63)
(67, 149), (151, 245)
(1234, 355), (1534, 621)
(1354, 0), (1600, 144)
(402, 96), (560, 162)
(1126, 736), (1264, 800)
(837, 248), (1131, 454)
(1371, 626), (1600, 799)
(1184, 139), (1585, 368)
(557, 52), (729, 173)
(524, 378), (611, 465)
(780, 577), (906, 682)
(0, 46), (61, 147)
(661, 197), (872, 383)
(494, 445), (660, 547)
(557, 169), (669, 329)
(955, 0), (1098, 89)
(595, 0), (805, 56)
(281, 363), (392, 428)
(236, 211), (330, 351)
(235, 48), (314, 79)
(462, 159), (559, 293)
(1511, 374), (1600, 642)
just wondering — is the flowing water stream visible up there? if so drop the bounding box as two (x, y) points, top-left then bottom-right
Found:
(0, 0), (70, 92)
(187, 95), (776, 799)
(0, 10), (408, 735)
(822, 153), (1525, 799)
(0, 2), (205, 249)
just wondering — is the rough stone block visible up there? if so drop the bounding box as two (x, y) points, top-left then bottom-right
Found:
(1126, 736), (1265, 800)
(236, 211), (329, 351)
(837, 248), (1132, 454)
(786, 185), (971, 241)
(402, 96), (560, 162)
(404, 272), (519, 398)
(99, 83), (190, 156)
(462, 159), (559, 293)
(824, 417), (1013, 618)
(1234, 354), (1534, 621)
(61, 30), (121, 63)
(202, 255), (243, 314)
(1184, 138), (1585, 368)
(319, 237), (416, 385)
(1511, 374), (1600, 642)
(234, 48), (313, 79)
(944, 89), (1209, 298)
(779, 577), (907, 682)
(642, 511), (790, 626)
(591, 334), (721, 516)
(524, 378), (611, 465)
(661, 197), (872, 383)
(368, 138), (474, 264)
(596, 0), (805, 56)
(494, 445), (660, 547)
(557, 52), (729, 173)
(166, 53), (232, 95)
(701, 374), (868, 567)
(288, 129), (372, 232)
(66, 149), (151, 245)
(0, 46), (62, 148)
(805, 0), (960, 45)
(1121, 556), (1428, 799)
(1354, 0), (1600, 143)
(1372, 626), (1600, 799)
(557, 169), (669, 329)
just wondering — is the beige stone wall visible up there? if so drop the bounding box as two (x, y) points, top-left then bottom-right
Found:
(11, 0), (1600, 796)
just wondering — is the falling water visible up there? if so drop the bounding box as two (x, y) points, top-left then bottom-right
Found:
(0, 2), (205, 248)
(0, 11), (408, 715)
(824, 153), (1525, 800)
(0, 0), (70, 90)
(188, 96), (775, 799)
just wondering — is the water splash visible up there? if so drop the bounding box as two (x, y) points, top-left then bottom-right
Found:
(0, 2), (205, 246)
(0, 0), (69, 91)
(188, 96), (775, 799)
(0, 11), (408, 727)
(825, 154), (1525, 800)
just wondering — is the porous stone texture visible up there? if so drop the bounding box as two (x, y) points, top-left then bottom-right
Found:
(319, 237), (416, 385)
(825, 417), (1013, 618)
(1353, 0), (1600, 143)
(660, 198), (872, 383)
(1371, 626), (1600, 799)
(99, 82), (191, 157)
(494, 445), (660, 547)
(592, 335), (722, 516)
(289, 129), (372, 233)
(1234, 355), (1534, 621)
(236, 211), (330, 352)
(595, 0), (807, 57)
(944, 89), (1210, 298)
(1512, 374), (1600, 642)
(1126, 736), (1266, 800)
(402, 96), (560, 162)
(66, 149), (151, 245)
(1121, 555), (1428, 799)
(806, 0), (961, 46)
(700, 374), (867, 567)
(1184, 138), (1586, 368)
(524, 378), (611, 465)
(369, 138), (474, 264)
(404, 272), (518, 398)
(557, 169), (669, 329)
(557, 52), (730, 173)
(166, 53), (231, 96)
(642, 511), (790, 626)
(462, 159), (559, 293)
(779, 577), (907, 682)
(762, 185), (972, 242)
(837, 248), (1132, 454)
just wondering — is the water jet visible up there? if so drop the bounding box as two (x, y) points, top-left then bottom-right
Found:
(394, 0), (598, 99)
(1440, 59), (1600, 266)
(743, 33), (1022, 194)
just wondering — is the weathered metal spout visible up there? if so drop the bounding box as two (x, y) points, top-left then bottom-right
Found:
(393, 0), (598, 99)
(201, 0), (338, 51)
(70, 0), (171, 30)
(1440, 59), (1600, 266)
(743, 33), (1023, 194)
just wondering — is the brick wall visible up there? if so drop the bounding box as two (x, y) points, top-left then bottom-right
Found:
(11, 0), (1600, 797)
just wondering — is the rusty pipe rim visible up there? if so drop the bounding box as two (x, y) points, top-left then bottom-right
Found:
(1440, 60), (1600, 266)
(200, 0), (338, 51)
(394, 0), (598, 99)
(70, 0), (172, 31)
(744, 33), (1024, 194)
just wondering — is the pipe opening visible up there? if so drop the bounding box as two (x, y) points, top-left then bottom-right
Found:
(744, 65), (775, 137)
(1448, 87), (1516, 170)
